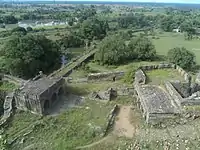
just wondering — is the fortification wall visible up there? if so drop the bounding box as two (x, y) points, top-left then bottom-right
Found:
(165, 81), (183, 108)
(134, 69), (146, 85)
(147, 113), (178, 124)
(116, 87), (135, 96)
(87, 71), (125, 82)
(0, 92), (14, 126)
(137, 63), (191, 82)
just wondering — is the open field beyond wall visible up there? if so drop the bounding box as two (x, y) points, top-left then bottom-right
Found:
(152, 32), (200, 65)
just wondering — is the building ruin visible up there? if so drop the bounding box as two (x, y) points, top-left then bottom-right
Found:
(134, 63), (200, 124)
(14, 72), (65, 115)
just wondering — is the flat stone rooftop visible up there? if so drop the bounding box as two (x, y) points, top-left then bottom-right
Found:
(19, 77), (63, 96)
(138, 85), (178, 114)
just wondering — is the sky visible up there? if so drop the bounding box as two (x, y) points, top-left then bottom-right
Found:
(58, 0), (200, 4)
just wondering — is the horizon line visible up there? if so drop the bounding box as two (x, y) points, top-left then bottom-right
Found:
(5, 1), (200, 4)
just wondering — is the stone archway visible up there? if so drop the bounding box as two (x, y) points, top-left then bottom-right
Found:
(58, 87), (64, 96)
(43, 100), (50, 114)
(51, 93), (57, 105)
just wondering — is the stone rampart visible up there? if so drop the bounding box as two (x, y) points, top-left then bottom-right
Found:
(134, 69), (146, 85)
(138, 63), (175, 71)
(137, 63), (191, 82)
(87, 71), (125, 82)
(175, 65), (191, 82)
(164, 81), (183, 108)
(103, 104), (119, 137)
(0, 92), (14, 127)
(116, 87), (135, 96)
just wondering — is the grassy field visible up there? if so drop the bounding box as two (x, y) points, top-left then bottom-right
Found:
(0, 81), (17, 92)
(152, 32), (200, 64)
(5, 99), (116, 150)
(146, 69), (185, 86)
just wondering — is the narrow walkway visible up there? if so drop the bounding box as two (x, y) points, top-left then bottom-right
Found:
(75, 105), (136, 149)
(114, 106), (135, 138)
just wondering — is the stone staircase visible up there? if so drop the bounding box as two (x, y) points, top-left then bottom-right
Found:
(0, 92), (14, 126)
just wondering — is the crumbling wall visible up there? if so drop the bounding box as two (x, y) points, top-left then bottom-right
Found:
(103, 104), (119, 137)
(165, 81), (183, 107)
(15, 91), (43, 115)
(182, 91), (200, 106)
(87, 71), (125, 82)
(0, 92), (14, 126)
(134, 69), (146, 85)
(137, 63), (191, 82)
(175, 65), (191, 82)
(116, 87), (135, 96)
(196, 72), (200, 84)
(147, 113), (178, 124)
(138, 63), (175, 71)
(171, 81), (191, 98)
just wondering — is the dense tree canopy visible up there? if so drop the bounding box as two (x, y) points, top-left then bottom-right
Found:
(0, 34), (61, 79)
(94, 34), (156, 65)
(80, 17), (109, 40)
(94, 35), (127, 65)
(127, 36), (156, 61)
(58, 32), (84, 48)
(167, 47), (196, 70)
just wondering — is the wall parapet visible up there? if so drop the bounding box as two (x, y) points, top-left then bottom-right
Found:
(134, 69), (146, 85)
(136, 63), (191, 82)
(164, 81), (183, 108)
(0, 92), (14, 127)
(87, 71), (125, 82)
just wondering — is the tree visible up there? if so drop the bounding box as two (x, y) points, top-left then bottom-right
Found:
(80, 17), (109, 41)
(167, 47), (196, 70)
(94, 35), (126, 65)
(11, 27), (27, 35)
(2, 15), (18, 24)
(127, 36), (156, 61)
(58, 32), (84, 48)
(0, 34), (61, 79)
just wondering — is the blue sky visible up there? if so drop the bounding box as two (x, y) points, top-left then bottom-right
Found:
(61, 0), (200, 4)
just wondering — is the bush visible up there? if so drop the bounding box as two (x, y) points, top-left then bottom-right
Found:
(167, 47), (196, 70)
(122, 67), (136, 84)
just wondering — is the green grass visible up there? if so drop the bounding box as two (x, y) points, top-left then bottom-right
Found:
(5, 99), (116, 150)
(152, 32), (200, 64)
(146, 69), (185, 85)
(0, 81), (17, 92)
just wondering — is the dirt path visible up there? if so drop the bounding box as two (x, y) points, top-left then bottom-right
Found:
(75, 105), (136, 149)
(114, 106), (135, 138)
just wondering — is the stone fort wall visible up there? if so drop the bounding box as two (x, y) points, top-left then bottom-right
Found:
(87, 71), (125, 82)
(138, 63), (191, 82)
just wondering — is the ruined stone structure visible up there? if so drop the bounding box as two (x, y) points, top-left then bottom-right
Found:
(134, 63), (200, 124)
(90, 88), (117, 101)
(87, 71), (125, 82)
(14, 74), (65, 115)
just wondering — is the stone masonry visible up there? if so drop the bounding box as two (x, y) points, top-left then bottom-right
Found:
(134, 63), (197, 124)
(14, 73), (65, 115)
